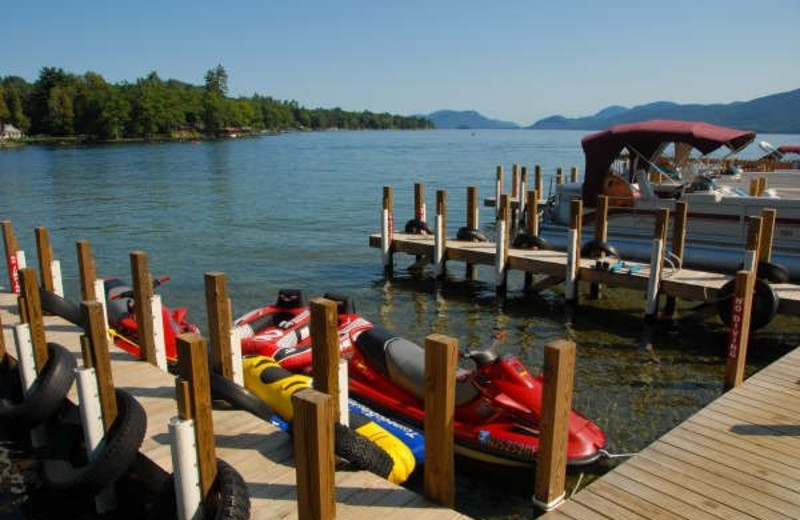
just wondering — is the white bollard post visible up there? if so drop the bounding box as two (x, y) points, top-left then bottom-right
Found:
(150, 295), (168, 371)
(381, 208), (391, 272)
(434, 213), (445, 277)
(229, 327), (243, 387)
(564, 228), (580, 301)
(50, 259), (64, 297)
(76, 368), (117, 512)
(169, 417), (204, 520)
(495, 218), (507, 290)
(338, 359), (349, 426)
(13, 324), (45, 448)
(645, 238), (665, 317)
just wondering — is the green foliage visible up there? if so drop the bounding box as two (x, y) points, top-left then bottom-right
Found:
(0, 65), (432, 141)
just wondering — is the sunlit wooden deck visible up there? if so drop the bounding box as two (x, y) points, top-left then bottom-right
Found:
(541, 344), (800, 520)
(0, 289), (471, 520)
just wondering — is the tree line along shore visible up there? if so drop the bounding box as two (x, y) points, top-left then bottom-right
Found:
(0, 65), (433, 143)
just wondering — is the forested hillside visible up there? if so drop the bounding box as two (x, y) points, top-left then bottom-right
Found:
(0, 65), (432, 140)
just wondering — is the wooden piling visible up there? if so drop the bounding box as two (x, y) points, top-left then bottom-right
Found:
(18, 268), (48, 370)
(534, 165), (543, 199)
(564, 200), (582, 302)
(81, 300), (118, 429)
(534, 339), (576, 511)
(414, 182), (426, 222)
(381, 186), (394, 275)
(310, 298), (341, 423)
(423, 334), (457, 508)
(176, 333), (218, 501)
(570, 166), (578, 184)
(495, 195), (510, 295)
(434, 190), (447, 278)
(34, 227), (55, 293)
(743, 217), (763, 271)
(644, 209), (669, 320)
(205, 272), (234, 380)
(556, 168), (564, 185)
(748, 178), (759, 196)
(526, 189), (540, 236)
(663, 201), (688, 319)
(724, 270), (756, 390)
(466, 186), (479, 280)
(130, 251), (157, 365)
(519, 166), (528, 223)
(494, 166), (503, 215)
(758, 177), (767, 196)
(293, 389), (336, 520)
(2, 220), (21, 294)
(758, 209), (776, 263)
(77, 240), (98, 301)
(589, 195), (609, 300)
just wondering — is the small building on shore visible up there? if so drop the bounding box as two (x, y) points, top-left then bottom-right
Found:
(1, 124), (22, 139)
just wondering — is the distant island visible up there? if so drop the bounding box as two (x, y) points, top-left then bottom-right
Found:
(425, 110), (519, 130)
(527, 88), (800, 134)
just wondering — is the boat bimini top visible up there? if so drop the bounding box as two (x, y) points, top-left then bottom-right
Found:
(581, 120), (756, 207)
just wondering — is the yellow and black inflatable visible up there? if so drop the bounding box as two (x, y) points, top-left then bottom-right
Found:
(242, 356), (415, 484)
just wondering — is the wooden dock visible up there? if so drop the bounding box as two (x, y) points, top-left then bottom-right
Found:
(0, 289), (471, 520)
(540, 343), (800, 520)
(368, 232), (800, 317)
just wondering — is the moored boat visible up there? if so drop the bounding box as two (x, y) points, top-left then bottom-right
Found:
(541, 120), (800, 281)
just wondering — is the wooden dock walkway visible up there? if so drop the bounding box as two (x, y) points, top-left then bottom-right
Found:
(0, 289), (471, 520)
(369, 232), (800, 317)
(540, 343), (800, 520)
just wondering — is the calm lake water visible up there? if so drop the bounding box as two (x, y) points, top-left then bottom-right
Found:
(1, 130), (799, 519)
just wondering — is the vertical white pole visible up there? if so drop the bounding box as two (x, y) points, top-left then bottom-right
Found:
(645, 238), (665, 317)
(50, 259), (64, 297)
(338, 359), (349, 426)
(229, 327), (243, 386)
(495, 176), (502, 211)
(150, 295), (168, 371)
(381, 208), (391, 271)
(13, 324), (46, 448)
(495, 219), (507, 289)
(564, 229), (579, 301)
(169, 417), (204, 520)
(434, 213), (445, 277)
(76, 368), (117, 512)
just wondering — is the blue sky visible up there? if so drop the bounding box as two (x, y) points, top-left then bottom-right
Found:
(4, 1), (799, 125)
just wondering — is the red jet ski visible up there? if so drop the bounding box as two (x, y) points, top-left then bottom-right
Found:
(104, 277), (199, 363)
(236, 290), (607, 468)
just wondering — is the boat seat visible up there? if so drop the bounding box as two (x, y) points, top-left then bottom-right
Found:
(355, 327), (479, 406)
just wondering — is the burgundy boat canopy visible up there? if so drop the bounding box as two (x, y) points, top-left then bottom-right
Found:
(581, 120), (756, 207)
(778, 145), (800, 155)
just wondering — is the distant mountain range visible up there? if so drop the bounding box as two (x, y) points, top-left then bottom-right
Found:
(425, 110), (519, 129)
(425, 88), (800, 133)
(527, 88), (800, 133)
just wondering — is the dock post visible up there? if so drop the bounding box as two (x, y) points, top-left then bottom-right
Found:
(724, 270), (756, 390)
(381, 186), (395, 277)
(465, 186), (479, 280)
(663, 202), (688, 319)
(494, 165), (503, 212)
(519, 166), (528, 228)
(495, 195), (510, 295)
(2, 221), (23, 294)
(523, 188), (540, 291)
(176, 334), (219, 508)
(535, 165), (543, 199)
(511, 164), (520, 232)
(758, 208), (776, 263)
(18, 268), (48, 370)
(570, 166), (579, 184)
(77, 240), (98, 301)
(533, 339), (576, 512)
(589, 195), (610, 300)
(564, 200), (582, 303)
(644, 209), (669, 321)
(743, 217), (763, 271)
(79, 300), (120, 512)
(414, 182), (426, 222)
(424, 334), (457, 508)
(35, 226), (62, 296)
(434, 190), (447, 278)
(311, 297), (346, 425)
(205, 271), (242, 385)
(556, 167), (564, 186)
(130, 251), (162, 367)
(293, 389), (336, 520)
